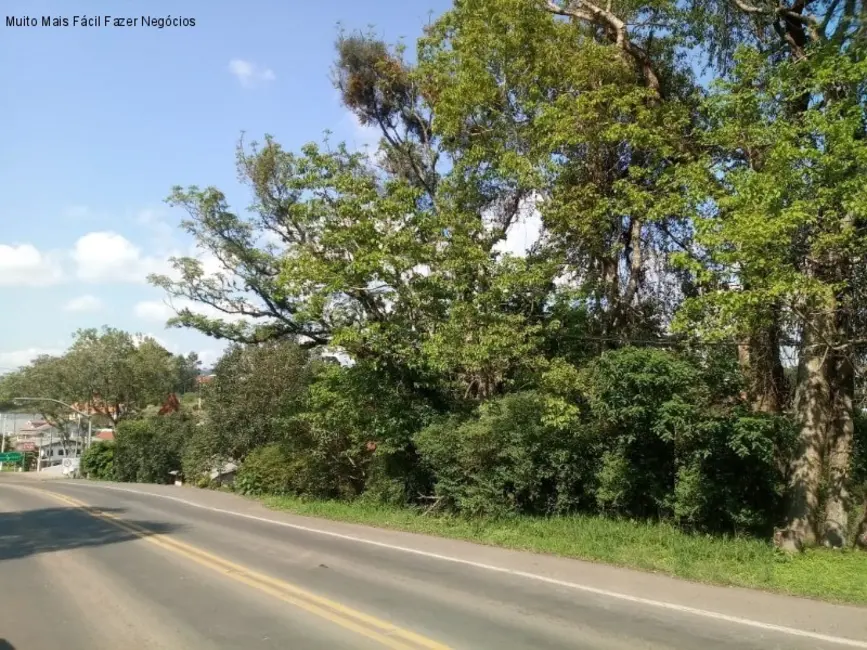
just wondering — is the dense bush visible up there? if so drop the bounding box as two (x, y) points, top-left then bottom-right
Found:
(113, 412), (194, 483)
(577, 348), (795, 534)
(80, 440), (116, 480)
(235, 444), (297, 496)
(202, 341), (319, 463)
(415, 392), (590, 516)
(90, 342), (840, 541)
(301, 361), (438, 503)
(416, 348), (794, 534)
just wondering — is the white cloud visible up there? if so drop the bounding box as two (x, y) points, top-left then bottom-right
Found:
(197, 347), (225, 368)
(338, 110), (383, 164)
(196, 248), (225, 277)
(72, 231), (170, 284)
(228, 59), (275, 88)
(343, 111), (381, 150)
(0, 243), (65, 287)
(132, 333), (177, 352)
(63, 294), (102, 313)
(0, 347), (64, 370)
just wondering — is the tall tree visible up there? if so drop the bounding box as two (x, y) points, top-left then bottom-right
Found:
(199, 340), (317, 463)
(63, 328), (192, 426)
(679, 39), (867, 548)
(151, 33), (558, 405)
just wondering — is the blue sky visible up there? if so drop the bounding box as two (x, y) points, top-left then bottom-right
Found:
(0, 0), (451, 371)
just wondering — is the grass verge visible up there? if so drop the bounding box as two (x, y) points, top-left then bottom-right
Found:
(257, 494), (867, 606)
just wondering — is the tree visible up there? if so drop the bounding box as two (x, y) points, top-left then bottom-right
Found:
(144, 0), (865, 550)
(2, 328), (200, 432)
(198, 340), (318, 465)
(80, 440), (116, 480)
(63, 328), (189, 426)
(114, 412), (193, 483)
(173, 352), (202, 395)
(150, 33), (558, 406)
(419, 0), (700, 342)
(677, 44), (867, 549)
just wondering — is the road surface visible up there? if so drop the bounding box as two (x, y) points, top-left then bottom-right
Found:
(1, 477), (865, 650)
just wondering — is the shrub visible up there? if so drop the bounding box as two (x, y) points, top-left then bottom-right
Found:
(415, 348), (794, 534)
(578, 347), (794, 534)
(113, 412), (193, 484)
(415, 392), (591, 517)
(234, 444), (296, 496)
(301, 361), (437, 502)
(80, 440), (116, 480)
(203, 341), (317, 462)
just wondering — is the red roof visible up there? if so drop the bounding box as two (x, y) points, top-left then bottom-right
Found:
(94, 430), (115, 441)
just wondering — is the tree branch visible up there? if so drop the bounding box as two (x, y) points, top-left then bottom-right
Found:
(543, 0), (663, 98)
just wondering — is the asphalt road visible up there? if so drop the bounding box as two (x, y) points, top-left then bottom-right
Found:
(1, 478), (865, 650)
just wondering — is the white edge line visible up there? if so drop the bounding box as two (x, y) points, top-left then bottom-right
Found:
(42, 481), (867, 649)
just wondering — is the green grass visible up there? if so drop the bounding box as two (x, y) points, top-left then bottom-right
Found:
(257, 494), (867, 606)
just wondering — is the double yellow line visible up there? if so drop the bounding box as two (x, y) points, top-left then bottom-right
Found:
(33, 487), (451, 650)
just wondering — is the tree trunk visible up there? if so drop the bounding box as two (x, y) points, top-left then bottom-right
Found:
(738, 321), (787, 414)
(823, 350), (855, 548)
(855, 503), (867, 550)
(780, 318), (834, 550)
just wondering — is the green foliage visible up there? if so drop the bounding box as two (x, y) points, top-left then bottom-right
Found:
(578, 348), (794, 534)
(0, 327), (198, 429)
(195, 340), (318, 466)
(674, 47), (867, 347)
(113, 413), (194, 484)
(80, 441), (116, 481)
(59, 0), (867, 551)
(302, 360), (439, 502)
(235, 444), (297, 496)
(415, 349), (793, 534)
(416, 392), (590, 517)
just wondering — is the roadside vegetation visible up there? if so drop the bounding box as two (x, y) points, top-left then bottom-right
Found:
(3, 0), (867, 606)
(258, 495), (867, 606)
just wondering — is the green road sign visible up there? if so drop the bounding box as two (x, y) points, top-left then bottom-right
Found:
(0, 452), (23, 462)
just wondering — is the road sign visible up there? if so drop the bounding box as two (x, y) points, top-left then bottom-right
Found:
(0, 452), (23, 462)
(62, 457), (80, 476)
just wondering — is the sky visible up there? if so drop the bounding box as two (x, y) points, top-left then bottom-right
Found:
(0, 0), (454, 372)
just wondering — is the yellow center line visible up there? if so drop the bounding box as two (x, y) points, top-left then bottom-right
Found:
(26, 486), (452, 650)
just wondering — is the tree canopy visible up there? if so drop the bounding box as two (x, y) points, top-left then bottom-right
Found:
(0, 327), (201, 427)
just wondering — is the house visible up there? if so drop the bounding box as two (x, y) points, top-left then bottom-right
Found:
(37, 438), (82, 469)
(12, 420), (60, 448)
(9, 420), (87, 466)
(69, 400), (124, 421)
(196, 374), (216, 386)
(93, 429), (115, 442)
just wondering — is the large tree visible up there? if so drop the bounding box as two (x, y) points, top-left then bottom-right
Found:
(151, 34), (557, 405)
(2, 328), (199, 429)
